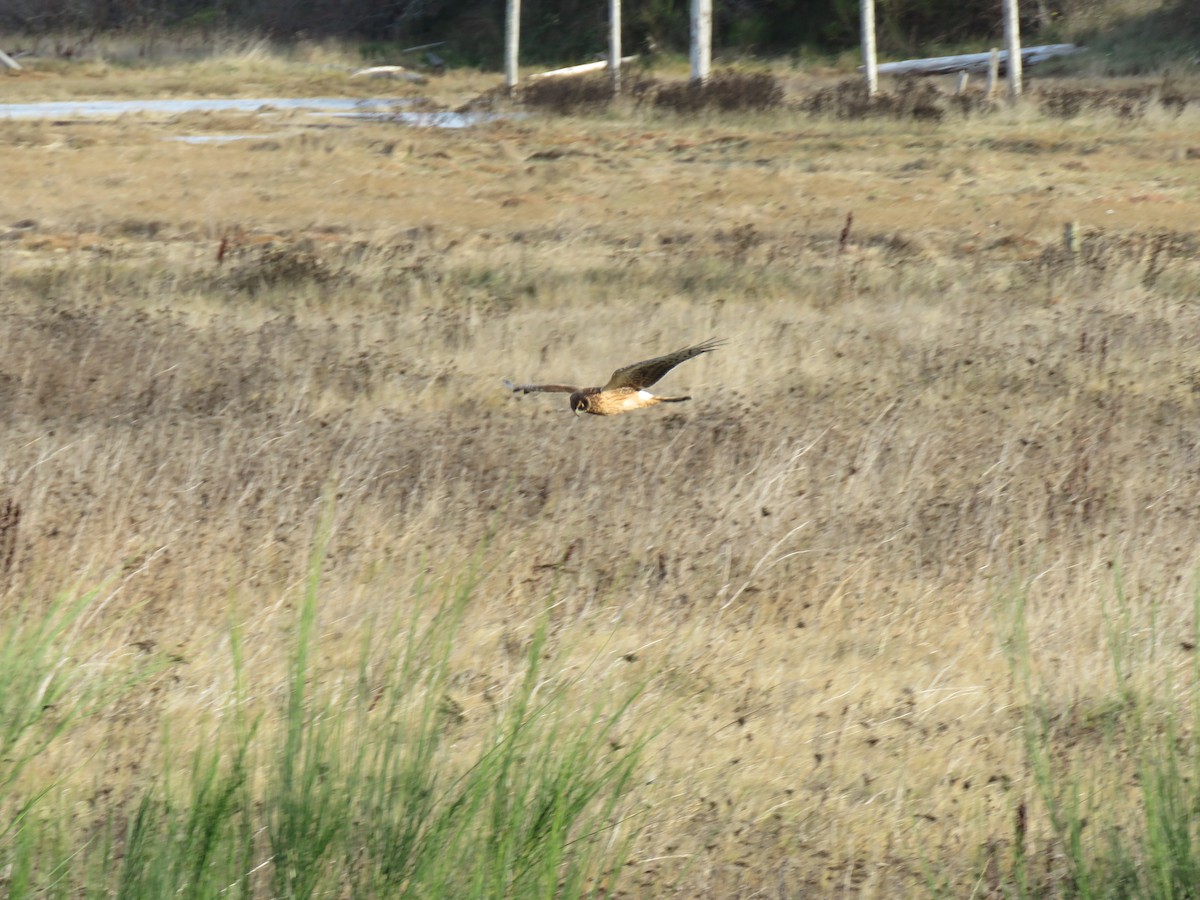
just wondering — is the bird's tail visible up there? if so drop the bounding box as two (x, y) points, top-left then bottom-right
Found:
(658, 395), (691, 403)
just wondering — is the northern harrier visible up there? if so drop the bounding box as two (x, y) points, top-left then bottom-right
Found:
(504, 338), (724, 416)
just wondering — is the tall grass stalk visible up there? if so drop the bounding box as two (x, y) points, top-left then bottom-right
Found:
(8, 532), (647, 897)
(112, 617), (259, 899)
(0, 592), (107, 843)
(995, 577), (1200, 898)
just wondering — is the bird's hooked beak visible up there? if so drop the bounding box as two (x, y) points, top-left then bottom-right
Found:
(573, 407), (581, 417)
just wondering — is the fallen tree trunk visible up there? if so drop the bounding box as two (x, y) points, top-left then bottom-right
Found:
(350, 65), (427, 83)
(862, 43), (1083, 77)
(529, 56), (638, 80)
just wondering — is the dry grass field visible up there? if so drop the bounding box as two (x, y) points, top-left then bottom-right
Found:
(2, 49), (1200, 896)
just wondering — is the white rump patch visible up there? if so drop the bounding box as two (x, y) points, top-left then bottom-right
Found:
(637, 390), (654, 400)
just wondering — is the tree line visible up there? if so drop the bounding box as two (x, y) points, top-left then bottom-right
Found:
(0, 0), (1117, 65)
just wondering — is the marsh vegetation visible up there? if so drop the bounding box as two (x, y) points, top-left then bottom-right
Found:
(1, 48), (1200, 895)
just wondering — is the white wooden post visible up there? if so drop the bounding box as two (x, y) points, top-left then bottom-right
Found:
(690, 0), (712, 83)
(609, 0), (622, 93)
(1003, 0), (1022, 97)
(986, 48), (1000, 96)
(861, 0), (878, 96)
(505, 0), (520, 91)
(1063, 221), (1078, 256)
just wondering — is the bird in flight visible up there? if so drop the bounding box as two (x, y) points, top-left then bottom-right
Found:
(504, 338), (724, 416)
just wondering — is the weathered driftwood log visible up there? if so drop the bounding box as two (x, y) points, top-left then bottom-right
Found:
(350, 65), (427, 84)
(528, 56), (639, 81)
(861, 44), (1083, 77)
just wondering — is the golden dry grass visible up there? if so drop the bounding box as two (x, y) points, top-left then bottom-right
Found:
(2, 54), (1200, 895)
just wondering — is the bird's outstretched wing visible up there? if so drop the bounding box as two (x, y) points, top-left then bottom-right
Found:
(503, 379), (579, 395)
(601, 338), (725, 391)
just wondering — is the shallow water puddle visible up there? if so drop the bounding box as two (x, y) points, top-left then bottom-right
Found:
(0, 97), (394, 119)
(167, 133), (273, 144)
(331, 110), (494, 128)
(0, 96), (492, 128)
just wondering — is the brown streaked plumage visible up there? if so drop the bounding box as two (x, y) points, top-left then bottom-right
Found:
(503, 338), (724, 416)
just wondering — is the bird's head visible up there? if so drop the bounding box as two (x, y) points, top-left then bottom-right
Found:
(569, 392), (589, 415)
